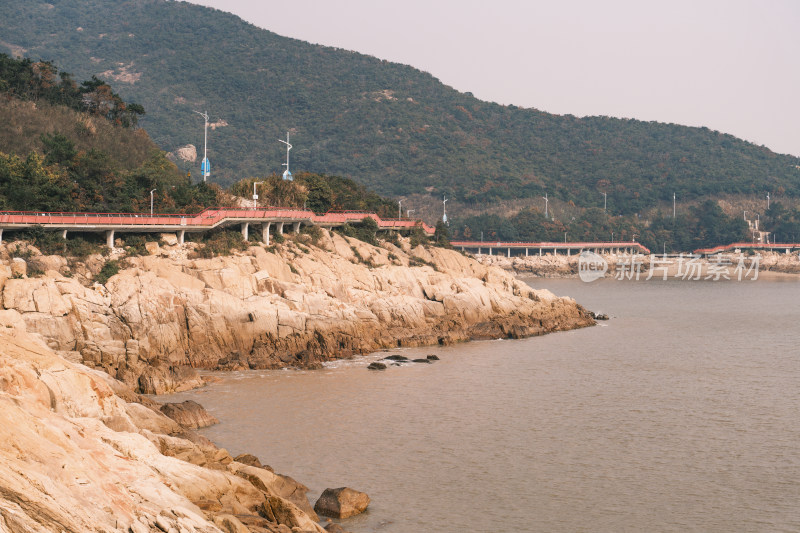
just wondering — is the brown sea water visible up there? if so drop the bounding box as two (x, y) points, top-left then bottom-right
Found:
(165, 278), (800, 532)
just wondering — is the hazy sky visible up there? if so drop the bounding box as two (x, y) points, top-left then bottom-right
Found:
(188, 0), (799, 157)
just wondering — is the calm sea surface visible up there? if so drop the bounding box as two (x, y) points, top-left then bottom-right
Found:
(164, 278), (800, 532)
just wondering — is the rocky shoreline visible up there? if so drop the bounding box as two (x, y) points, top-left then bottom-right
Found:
(0, 230), (594, 394)
(476, 250), (800, 278)
(0, 230), (594, 532)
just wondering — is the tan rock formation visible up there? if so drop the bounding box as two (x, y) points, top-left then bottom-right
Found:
(0, 326), (331, 532)
(0, 230), (593, 393)
(313, 487), (370, 519)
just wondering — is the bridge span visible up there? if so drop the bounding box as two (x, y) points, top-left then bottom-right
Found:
(0, 207), (435, 248)
(693, 242), (800, 256)
(451, 241), (651, 257)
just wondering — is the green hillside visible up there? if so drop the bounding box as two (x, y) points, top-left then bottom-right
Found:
(2, 0), (799, 215)
(0, 54), (401, 224)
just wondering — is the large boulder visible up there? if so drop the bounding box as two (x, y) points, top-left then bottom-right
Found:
(159, 400), (219, 429)
(313, 487), (370, 519)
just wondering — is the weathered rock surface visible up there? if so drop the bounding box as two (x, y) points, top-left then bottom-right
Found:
(161, 400), (220, 429)
(0, 325), (324, 533)
(313, 487), (371, 519)
(1, 230), (593, 393)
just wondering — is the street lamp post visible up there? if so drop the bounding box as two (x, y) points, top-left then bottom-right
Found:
(278, 132), (293, 181)
(398, 199), (403, 219)
(150, 189), (157, 216)
(407, 209), (415, 218)
(543, 193), (549, 219)
(193, 110), (210, 182)
(602, 192), (607, 213)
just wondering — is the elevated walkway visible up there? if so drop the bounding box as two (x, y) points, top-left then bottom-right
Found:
(0, 207), (435, 247)
(451, 241), (651, 257)
(694, 242), (800, 256)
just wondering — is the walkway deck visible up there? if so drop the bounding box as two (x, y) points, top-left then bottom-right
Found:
(0, 207), (435, 247)
(693, 242), (800, 256)
(450, 241), (651, 257)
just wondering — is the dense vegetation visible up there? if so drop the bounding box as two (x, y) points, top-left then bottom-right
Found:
(0, 54), (225, 213)
(229, 172), (398, 217)
(0, 54), (144, 128)
(2, 0), (799, 213)
(0, 54), (406, 223)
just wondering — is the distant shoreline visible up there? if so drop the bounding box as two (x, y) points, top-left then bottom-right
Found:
(477, 251), (800, 281)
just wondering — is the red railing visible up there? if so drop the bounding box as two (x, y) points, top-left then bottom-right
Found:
(0, 207), (436, 234)
(451, 241), (652, 254)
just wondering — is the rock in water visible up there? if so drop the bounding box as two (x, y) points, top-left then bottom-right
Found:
(159, 400), (219, 429)
(596, 313), (610, 320)
(325, 523), (352, 533)
(426, 354), (440, 360)
(412, 358), (432, 364)
(314, 487), (371, 519)
(367, 362), (387, 370)
(383, 355), (409, 361)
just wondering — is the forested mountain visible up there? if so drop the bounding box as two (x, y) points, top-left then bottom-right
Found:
(2, 0), (799, 215)
(0, 54), (400, 221)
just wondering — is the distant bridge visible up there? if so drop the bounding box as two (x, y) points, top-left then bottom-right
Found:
(693, 242), (800, 256)
(451, 241), (651, 257)
(0, 207), (435, 248)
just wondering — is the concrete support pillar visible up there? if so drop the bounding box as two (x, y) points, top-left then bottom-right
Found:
(292, 221), (301, 233)
(507, 247), (511, 258)
(61, 229), (68, 239)
(106, 230), (115, 249)
(0, 228), (3, 245)
(262, 223), (272, 245)
(277, 222), (284, 235)
(178, 230), (185, 245)
(526, 248), (529, 257)
(478, 247), (481, 254)
(567, 248), (571, 256)
(539, 248), (542, 256)
(241, 222), (249, 242)
(489, 247), (493, 256)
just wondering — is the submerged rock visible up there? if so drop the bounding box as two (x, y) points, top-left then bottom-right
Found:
(325, 523), (352, 533)
(412, 358), (432, 364)
(596, 313), (610, 320)
(383, 355), (409, 361)
(426, 354), (440, 360)
(367, 362), (387, 370)
(314, 487), (371, 519)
